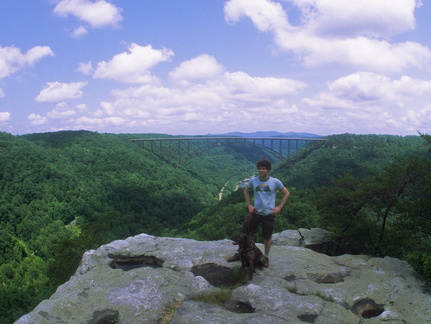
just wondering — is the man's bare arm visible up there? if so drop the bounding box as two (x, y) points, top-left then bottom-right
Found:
(244, 187), (255, 213)
(272, 187), (290, 215)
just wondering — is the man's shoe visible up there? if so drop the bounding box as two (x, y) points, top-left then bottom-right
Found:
(263, 257), (269, 268)
(227, 253), (240, 262)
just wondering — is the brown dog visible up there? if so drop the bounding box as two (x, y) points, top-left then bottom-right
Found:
(230, 232), (267, 280)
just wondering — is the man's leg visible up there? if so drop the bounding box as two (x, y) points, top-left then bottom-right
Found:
(261, 215), (275, 267)
(264, 237), (272, 257)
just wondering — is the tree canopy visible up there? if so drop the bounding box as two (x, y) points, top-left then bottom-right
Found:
(1, 131), (430, 323)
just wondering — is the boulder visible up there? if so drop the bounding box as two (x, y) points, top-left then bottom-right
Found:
(16, 230), (431, 323)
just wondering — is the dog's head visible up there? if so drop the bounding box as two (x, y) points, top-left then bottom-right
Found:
(231, 232), (251, 248)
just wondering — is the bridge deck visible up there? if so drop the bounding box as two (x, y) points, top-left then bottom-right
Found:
(130, 136), (326, 141)
(130, 136), (326, 165)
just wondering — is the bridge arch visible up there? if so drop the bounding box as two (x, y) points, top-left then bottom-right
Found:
(131, 136), (326, 166)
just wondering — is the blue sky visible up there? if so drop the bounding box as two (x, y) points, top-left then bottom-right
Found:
(1, 0), (430, 136)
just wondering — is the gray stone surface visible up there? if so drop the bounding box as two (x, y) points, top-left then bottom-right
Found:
(15, 230), (431, 323)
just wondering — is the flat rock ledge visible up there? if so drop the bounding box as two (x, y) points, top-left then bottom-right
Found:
(16, 229), (431, 323)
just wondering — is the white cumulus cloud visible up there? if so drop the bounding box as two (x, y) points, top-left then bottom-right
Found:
(292, 0), (417, 38)
(327, 72), (431, 102)
(35, 81), (87, 103)
(301, 71), (431, 134)
(0, 111), (10, 122)
(224, 0), (431, 72)
(71, 26), (88, 38)
(83, 55), (307, 133)
(0, 45), (54, 79)
(53, 0), (123, 29)
(28, 113), (47, 126)
(93, 43), (174, 84)
(169, 54), (225, 85)
(77, 61), (93, 75)
(47, 102), (77, 119)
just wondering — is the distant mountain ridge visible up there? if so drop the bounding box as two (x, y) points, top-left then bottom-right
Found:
(209, 131), (324, 138)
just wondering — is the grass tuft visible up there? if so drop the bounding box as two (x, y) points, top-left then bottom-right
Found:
(158, 300), (183, 324)
(192, 288), (233, 306)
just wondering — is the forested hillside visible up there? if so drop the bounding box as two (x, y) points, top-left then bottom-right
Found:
(0, 130), (256, 323)
(1, 131), (430, 323)
(172, 133), (431, 287)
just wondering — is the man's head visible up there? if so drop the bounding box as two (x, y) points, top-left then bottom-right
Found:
(256, 158), (271, 171)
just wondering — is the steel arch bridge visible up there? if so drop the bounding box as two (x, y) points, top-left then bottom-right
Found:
(130, 136), (326, 166)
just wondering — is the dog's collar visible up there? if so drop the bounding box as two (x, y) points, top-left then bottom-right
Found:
(241, 246), (255, 254)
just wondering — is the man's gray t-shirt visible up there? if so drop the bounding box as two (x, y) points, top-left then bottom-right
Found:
(247, 176), (284, 215)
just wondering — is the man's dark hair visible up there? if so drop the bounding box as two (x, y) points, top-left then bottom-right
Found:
(256, 158), (271, 170)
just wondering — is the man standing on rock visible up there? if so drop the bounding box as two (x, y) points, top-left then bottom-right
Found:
(228, 158), (290, 267)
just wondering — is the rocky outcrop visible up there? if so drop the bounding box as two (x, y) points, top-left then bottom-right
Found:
(16, 230), (431, 323)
